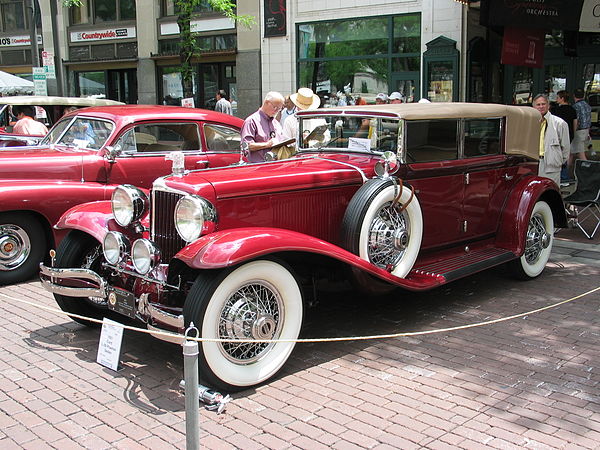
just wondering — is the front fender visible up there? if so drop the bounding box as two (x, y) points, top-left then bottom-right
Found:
(174, 227), (435, 291)
(55, 200), (115, 243)
(496, 176), (565, 255)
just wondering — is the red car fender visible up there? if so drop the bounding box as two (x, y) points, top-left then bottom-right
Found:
(496, 176), (566, 255)
(174, 228), (442, 291)
(55, 200), (115, 243)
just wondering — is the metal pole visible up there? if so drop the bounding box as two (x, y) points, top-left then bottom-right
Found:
(49, 0), (64, 96)
(183, 324), (200, 450)
(28, 0), (40, 68)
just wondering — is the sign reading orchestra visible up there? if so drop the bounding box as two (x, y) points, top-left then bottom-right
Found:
(481, 0), (600, 32)
(264, 0), (286, 38)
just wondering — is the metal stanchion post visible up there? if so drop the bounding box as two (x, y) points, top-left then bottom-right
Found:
(183, 324), (200, 450)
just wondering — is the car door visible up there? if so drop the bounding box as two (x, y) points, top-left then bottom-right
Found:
(404, 119), (465, 249)
(105, 121), (209, 188)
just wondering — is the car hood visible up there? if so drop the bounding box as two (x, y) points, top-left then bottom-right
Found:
(161, 153), (378, 201)
(0, 145), (102, 181)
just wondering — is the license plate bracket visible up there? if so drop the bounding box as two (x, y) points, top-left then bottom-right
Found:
(107, 287), (136, 319)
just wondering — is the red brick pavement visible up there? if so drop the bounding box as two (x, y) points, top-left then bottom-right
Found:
(1, 239), (599, 449)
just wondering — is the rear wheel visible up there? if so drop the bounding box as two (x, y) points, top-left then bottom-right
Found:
(53, 230), (111, 327)
(509, 201), (553, 280)
(184, 259), (303, 391)
(0, 212), (46, 285)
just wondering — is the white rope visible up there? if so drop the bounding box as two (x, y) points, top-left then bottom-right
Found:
(2, 284), (599, 344)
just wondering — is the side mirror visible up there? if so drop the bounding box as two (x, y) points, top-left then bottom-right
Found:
(374, 150), (399, 178)
(104, 145), (121, 162)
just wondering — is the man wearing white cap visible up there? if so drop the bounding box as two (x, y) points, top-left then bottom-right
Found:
(282, 87), (329, 156)
(389, 92), (404, 104)
(375, 93), (388, 104)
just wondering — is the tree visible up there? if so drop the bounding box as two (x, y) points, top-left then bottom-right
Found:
(63, 0), (253, 102)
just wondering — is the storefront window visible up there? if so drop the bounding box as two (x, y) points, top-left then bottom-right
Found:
(544, 64), (567, 103)
(69, 0), (135, 25)
(297, 14), (421, 103)
(1, 0), (26, 32)
(78, 71), (106, 97)
(511, 67), (533, 105)
(161, 0), (219, 16)
(427, 61), (454, 103)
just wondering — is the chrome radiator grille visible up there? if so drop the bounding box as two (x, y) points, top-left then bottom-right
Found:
(151, 189), (187, 261)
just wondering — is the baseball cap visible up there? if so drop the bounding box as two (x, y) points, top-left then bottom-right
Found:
(375, 93), (388, 102)
(389, 92), (404, 101)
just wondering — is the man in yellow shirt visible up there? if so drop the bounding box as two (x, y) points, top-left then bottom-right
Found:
(532, 94), (570, 186)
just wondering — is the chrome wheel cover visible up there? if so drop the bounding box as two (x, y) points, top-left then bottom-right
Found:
(0, 224), (31, 271)
(218, 280), (283, 364)
(368, 201), (410, 270)
(524, 212), (551, 265)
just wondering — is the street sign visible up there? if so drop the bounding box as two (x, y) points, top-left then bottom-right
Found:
(32, 67), (47, 95)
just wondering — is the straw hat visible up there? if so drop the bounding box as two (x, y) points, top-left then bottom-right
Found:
(290, 87), (320, 110)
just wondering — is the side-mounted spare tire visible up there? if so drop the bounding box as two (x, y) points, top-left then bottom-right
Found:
(341, 178), (423, 278)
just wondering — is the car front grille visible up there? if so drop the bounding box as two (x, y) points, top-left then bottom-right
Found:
(151, 189), (187, 261)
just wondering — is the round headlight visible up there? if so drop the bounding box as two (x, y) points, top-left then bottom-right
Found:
(175, 195), (215, 242)
(111, 185), (148, 227)
(103, 231), (129, 265)
(131, 239), (160, 275)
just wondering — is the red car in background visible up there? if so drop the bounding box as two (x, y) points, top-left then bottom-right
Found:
(0, 105), (243, 284)
(0, 95), (124, 147)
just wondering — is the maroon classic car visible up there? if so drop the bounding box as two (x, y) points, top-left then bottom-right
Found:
(0, 95), (124, 147)
(0, 105), (243, 285)
(40, 103), (566, 391)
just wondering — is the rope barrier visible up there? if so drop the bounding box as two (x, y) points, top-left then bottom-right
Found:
(2, 284), (599, 344)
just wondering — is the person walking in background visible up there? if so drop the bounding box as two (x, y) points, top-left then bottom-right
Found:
(279, 95), (296, 126)
(552, 91), (577, 183)
(215, 89), (233, 115)
(532, 94), (570, 186)
(12, 105), (48, 136)
(569, 88), (592, 176)
(240, 91), (286, 162)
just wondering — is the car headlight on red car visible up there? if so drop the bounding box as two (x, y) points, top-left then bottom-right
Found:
(111, 185), (148, 227)
(174, 195), (216, 242)
(131, 239), (160, 274)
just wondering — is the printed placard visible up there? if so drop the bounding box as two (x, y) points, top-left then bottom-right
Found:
(97, 318), (124, 371)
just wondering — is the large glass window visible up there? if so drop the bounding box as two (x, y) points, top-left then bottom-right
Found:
(161, 0), (221, 16)
(405, 120), (458, 162)
(77, 71), (107, 97)
(1, 0), (26, 31)
(69, 0), (135, 25)
(297, 14), (420, 106)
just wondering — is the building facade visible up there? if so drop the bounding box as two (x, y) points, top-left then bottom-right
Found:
(1, 0), (599, 120)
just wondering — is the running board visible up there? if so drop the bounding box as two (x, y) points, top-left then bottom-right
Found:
(411, 247), (516, 283)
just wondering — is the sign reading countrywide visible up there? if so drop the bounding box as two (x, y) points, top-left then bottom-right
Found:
(0, 35), (42, 47)
(70, 26), (136, 43)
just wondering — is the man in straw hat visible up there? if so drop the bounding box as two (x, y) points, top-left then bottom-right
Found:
(282, 87), (329, 156)
(241, 91), (286, 162)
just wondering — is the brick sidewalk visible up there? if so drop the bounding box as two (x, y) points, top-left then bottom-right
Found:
(1, 241), (599, 449)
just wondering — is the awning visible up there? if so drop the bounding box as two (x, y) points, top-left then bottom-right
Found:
(0, 70), (34, 95)
(481, 0), (600, 33)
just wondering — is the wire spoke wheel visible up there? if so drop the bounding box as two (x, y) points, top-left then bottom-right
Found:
(367, 201), (411, 270)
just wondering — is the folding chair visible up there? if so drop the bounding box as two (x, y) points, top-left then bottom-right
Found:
(563, 159), (600, 239)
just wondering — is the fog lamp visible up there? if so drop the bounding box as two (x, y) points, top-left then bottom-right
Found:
(131, 239), (160, 274)
(103, 231), (129, 265)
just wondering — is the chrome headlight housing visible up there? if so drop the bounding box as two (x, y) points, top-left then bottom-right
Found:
(111, 185), (148, 227)
(103, 231), (130, 265)
(131, 239), (160, 274)
(175, 195), (216, 242)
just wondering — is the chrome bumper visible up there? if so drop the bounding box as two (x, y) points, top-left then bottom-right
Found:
(40, 263), (107, 298)
(39, 263), (185, 343)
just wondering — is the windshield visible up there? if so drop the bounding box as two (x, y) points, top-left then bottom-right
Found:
(40, 117), (114, 150)
(298, 115), (400, 154)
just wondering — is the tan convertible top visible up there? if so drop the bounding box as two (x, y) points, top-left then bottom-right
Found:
(309, 103), (541, 160)
(0, 95), (124, 107)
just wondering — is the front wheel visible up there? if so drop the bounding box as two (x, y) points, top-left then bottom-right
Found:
(509, 200), (554, 280)
(53, 230), (111, 327)
(184, 259), (303, 392)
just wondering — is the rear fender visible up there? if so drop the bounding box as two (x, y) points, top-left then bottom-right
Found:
(174, 228), (435, 291)
(496, 176), (566, 255)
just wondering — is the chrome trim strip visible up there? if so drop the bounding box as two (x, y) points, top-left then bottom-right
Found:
(148, 303), (184, 328)
(147, 324), (185, 344)
(307, 156), (369, 183)
(39, 263), (107, 298)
